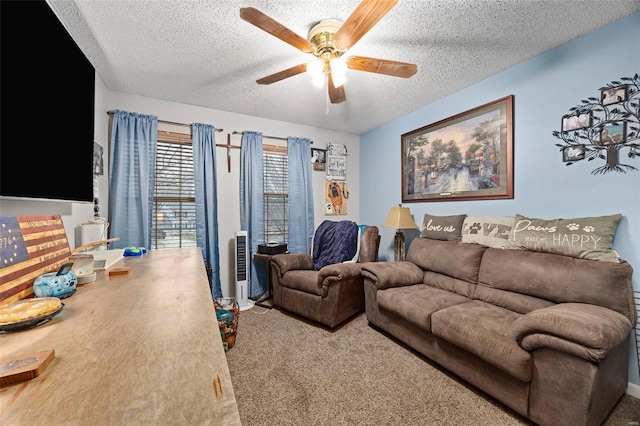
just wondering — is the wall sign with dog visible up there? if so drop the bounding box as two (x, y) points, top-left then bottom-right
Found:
(325, 181), (349, 215)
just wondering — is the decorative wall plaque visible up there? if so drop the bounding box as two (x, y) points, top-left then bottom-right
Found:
(553, 74), (639, 174)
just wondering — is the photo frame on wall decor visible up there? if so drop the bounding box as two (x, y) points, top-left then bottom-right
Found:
(600, 84), (627, 106)
(600, 122), (626, 145)
(562, 144), (585, 162)
(311, 147), (326, 171)
(401, 95), (514, 202)
(93, 142), (104, 176)
(552, 74), (640, 174)
(562, 112), (592, 132)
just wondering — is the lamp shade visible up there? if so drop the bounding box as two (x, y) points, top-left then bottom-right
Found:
(381, 205), (419, 230)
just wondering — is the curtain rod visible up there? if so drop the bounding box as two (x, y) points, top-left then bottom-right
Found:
(231, 131), (313, 144)
(107, 111), (223, 132)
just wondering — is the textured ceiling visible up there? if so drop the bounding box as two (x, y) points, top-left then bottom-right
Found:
(48, 0), (639, 135)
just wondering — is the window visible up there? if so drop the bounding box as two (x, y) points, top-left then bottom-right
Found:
(152, 131), (197, 249)
(263, 146), (288, 244)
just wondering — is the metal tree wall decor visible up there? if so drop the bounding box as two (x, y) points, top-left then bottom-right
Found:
(552, 74), (640, 174)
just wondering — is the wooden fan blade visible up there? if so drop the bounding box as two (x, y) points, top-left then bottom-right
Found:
(328, 74), (346, 104)
(334, 0), (398, 51)
(256, 64), (308, 85)
(347, 56), (417, 78)
(240, 7), (315, 53)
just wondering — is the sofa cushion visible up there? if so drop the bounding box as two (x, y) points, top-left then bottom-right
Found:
(506, 213), (621, 263)
(431, 301), (532, 382)
(358, 225), (380, 263)
(419, 213), (467, 241)
(478, 248), (636, 323)
(407, 237), (487, 284)
(378, 284), (471, 331)
(474, 284), (554, 315)
(423, 271), (475, 299)
(282, 270), (322, 296)
(461, 216), (514, 248)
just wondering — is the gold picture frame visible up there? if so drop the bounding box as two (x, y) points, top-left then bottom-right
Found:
(402, 95), (514, 202)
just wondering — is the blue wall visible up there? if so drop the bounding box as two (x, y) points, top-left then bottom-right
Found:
(360, 12), (640, 385)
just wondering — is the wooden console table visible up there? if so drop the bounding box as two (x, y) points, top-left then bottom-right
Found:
(0, 248), (241, 425)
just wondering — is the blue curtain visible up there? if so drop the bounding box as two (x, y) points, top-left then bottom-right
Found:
(240, 131), (265, 298)
(192, 123), (221, 298)
(287, 137), (314, 254)
(108, 110), (158, 249)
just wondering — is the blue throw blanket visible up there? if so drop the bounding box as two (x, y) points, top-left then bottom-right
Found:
(312, 220), (359, 270)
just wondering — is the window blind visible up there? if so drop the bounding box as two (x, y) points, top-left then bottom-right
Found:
(153, 133), (197, 249)
(263, 150), (288, 244)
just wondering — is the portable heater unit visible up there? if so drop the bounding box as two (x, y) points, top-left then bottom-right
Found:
(234, 231), (254, 311)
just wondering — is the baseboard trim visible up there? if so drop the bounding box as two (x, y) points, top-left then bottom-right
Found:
(627, 382), (640, 399)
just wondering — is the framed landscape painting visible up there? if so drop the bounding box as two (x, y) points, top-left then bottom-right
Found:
(401, 95), (514, 202)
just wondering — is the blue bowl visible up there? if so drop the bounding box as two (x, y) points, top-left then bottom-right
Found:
(215, 309), (234, 325)
(33, 272), (77, 298)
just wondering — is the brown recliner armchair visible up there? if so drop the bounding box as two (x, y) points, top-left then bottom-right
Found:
(270, 224), (380, 328)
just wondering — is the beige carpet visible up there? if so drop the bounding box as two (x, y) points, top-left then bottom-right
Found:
(226, 306), (640, 425)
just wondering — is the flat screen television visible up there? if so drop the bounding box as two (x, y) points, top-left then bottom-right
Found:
(1, 0), (96, 203)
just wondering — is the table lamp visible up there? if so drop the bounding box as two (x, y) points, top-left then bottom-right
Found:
(381, 204), (419, 262)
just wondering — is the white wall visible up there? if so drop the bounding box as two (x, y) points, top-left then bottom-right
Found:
(1, 74), (360, 299)
(0, 76), (111, 245)
(106, 89), (360, 297)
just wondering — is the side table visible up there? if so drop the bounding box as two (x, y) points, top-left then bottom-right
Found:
(252, 253), (275, 309)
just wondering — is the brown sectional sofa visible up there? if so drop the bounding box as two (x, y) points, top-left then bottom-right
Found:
(361, 237), (636, 426)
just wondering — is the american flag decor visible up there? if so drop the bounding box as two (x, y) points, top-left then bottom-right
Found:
(0, 215), (71, 304)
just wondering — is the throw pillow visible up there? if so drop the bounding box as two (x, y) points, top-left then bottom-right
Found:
(461, 216), (514, 248)
(420, 214), (467, 241)
(506, 213), (622, 262)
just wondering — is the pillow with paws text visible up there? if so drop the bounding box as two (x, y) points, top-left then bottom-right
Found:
(506, 213), (621, 262)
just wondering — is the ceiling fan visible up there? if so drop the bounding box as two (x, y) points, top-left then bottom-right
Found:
(240, 0), (417, 104)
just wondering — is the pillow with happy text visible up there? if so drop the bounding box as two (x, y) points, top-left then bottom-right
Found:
(420, 213), (467, 241)
(461, 216), (514, 248)
(506, 213), (622, 262)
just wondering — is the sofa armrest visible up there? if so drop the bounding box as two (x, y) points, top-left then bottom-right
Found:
(317, 263), (363, 297)
(271, 253), (313, 275)
(511, 303), (633, 362)
(318, 262), (362, 283)
(360, 261), (423, 290)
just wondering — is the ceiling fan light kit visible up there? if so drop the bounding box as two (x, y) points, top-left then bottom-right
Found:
(307, 60), (326, 88)
(240, 0), (416, 104)
(329, 57), (348, 87)
(306, 56), (347, 89)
